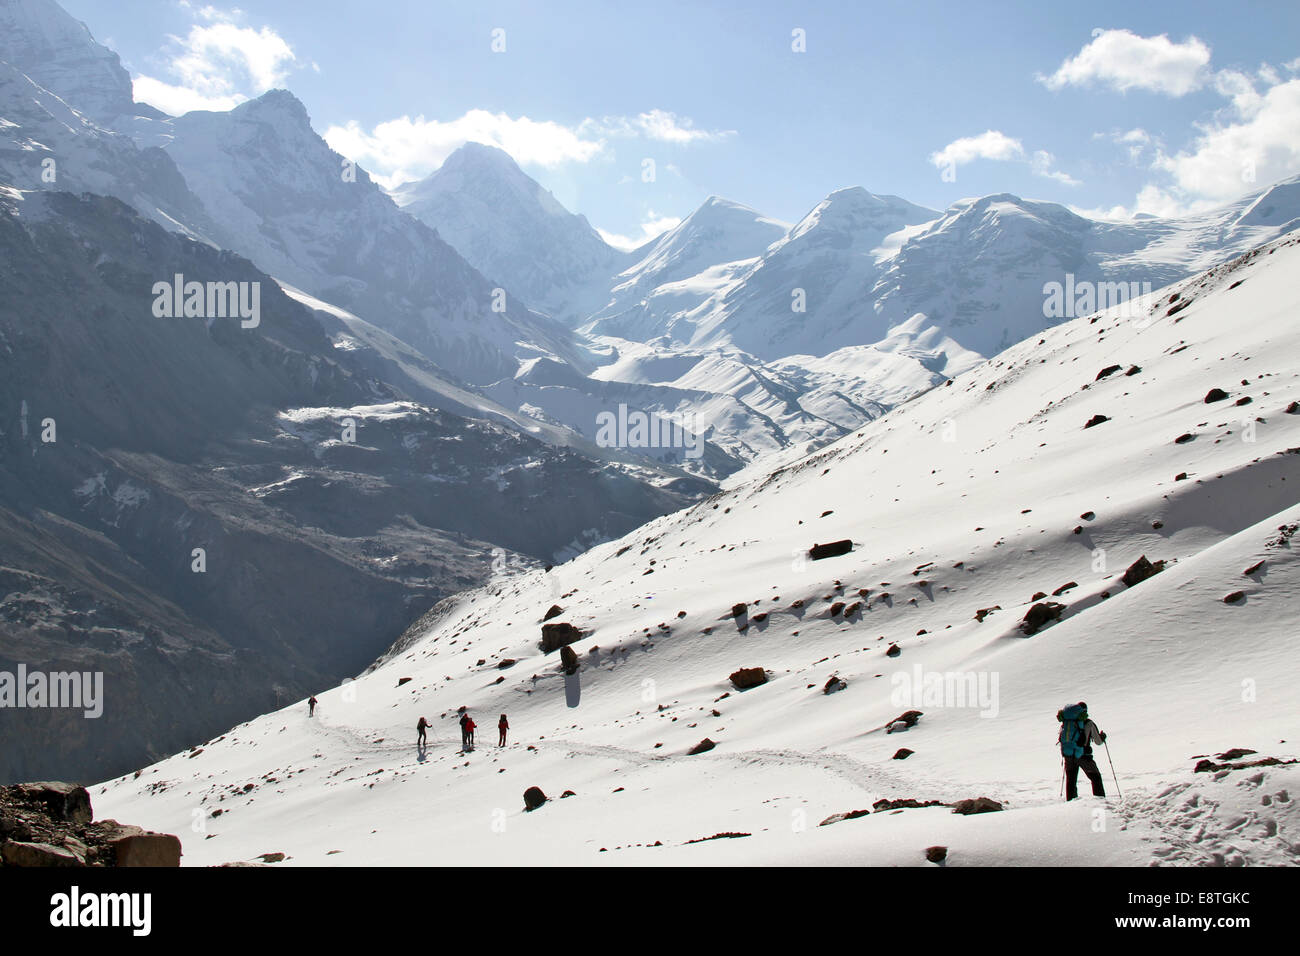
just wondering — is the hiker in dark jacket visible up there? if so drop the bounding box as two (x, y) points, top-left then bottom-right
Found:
(458, 711), (469, 750)
(1058, 701), (1106, 800)
(498, 714), (509, 746)
(417, 716), (429, 746)
(308, 696), (318, 717)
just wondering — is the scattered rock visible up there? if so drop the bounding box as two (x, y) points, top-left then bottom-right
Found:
(523, 787), (547, 810)
(1223, 590), (1246, 604)
(872, 797), (947, 812)
(885, 643), (901, 658)
(688, 738), (716, 755)
(886, 710), (922, 733)
(974, 605), (1001, 623)
(1204, 388), (1229, 403)
(1020, 601), (1065, 635)
(892, 748), (914, 760)
(1243, 560), (1265, 576)
(823, 675), (847, 695)
(543, 604), (564, 621)
(1084, 414), (1110, 429)
(829, 601), (846, 617)
(924, 845), (948, 864)
(559, 645), (580, 675)
(731, 603), (748, 618)
(1122, 555), (1166, 587)
(951, 797), (1004, 815)
(1052, 582), (1078, 596)
(1095, 365), (1122, 381)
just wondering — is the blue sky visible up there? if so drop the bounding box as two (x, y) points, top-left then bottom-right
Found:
(61, 0), (1300, 247)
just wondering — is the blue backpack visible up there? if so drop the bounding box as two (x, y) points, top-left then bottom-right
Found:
(1057, 703), (1089, 758)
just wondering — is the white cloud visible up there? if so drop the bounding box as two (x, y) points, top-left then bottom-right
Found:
(324, 111), (606, 190)
(596, 211), (681, 251)
(1039, 29), (1211, 96)
(326, 109), (728, 190)
(930, 130), (1024, 169)
(585, 109), (733, 144)
(1152, 76), (1300, 203)
(930, 131), (1079, 185)
(1030, 150), (1081, 186)
(133, 8), (297, 116)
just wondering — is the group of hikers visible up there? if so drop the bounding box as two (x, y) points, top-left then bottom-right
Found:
(310, 692), (1112, 801)
(411, 711), (509, 752)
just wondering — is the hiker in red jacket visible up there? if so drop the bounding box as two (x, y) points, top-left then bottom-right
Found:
(465, 716), (476, 750)
(498, 714), (509, 746)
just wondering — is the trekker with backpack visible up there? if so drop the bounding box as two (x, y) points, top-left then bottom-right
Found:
(1058, 701), (1107, 800)
(417, 716), (429, 747)
(459, 711), (470, 750)
(498, 714), (509, 746)
(308, 696), (318, 717)
(465, 716), (477, 750)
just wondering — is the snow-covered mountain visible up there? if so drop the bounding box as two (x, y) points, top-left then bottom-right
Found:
(0, 0), (152, 126)
(136, 92), (582, 388)
(94, 233), (1300, 865)
(392, 142), (626, 324)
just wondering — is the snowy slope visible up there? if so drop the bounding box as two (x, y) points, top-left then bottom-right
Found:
(94, 235), (1300, 866)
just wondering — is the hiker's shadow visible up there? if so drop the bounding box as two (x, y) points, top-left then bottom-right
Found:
(416, 743), (429, 763)
(564, 669), (581, 708)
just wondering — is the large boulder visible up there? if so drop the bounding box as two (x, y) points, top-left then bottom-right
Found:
(104, 825), (182, 867)
(15, 782), (92, 825)
(809, 540), (852, 560)
(559, 644), (579, 675)
(1, 840), (84, 867)
(540, 622), (583, 652)
(729, 667), (767, 690)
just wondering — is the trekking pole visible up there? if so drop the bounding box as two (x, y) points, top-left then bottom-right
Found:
(1103, 740), (1122, 800)
(1059, 757), (1065, 798)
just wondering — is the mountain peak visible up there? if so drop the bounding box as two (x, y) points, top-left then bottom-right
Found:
(235, 88), (312, 124)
